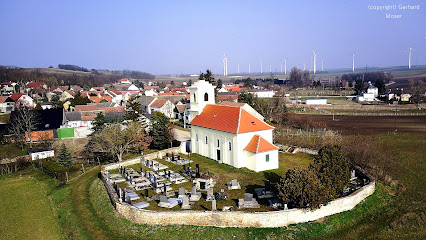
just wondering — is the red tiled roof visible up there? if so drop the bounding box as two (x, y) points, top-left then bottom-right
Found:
(108, 89), (120, 96)
(10, 93), (25, 101)
(90, 95), (111, 103)
(26, 82), (45, 89)
(74, 105), (98, 112)
(0, 96), (12, 103)
(102, 106), (125, 113)
(176, 104), (186, 113)
(190, 104), (273, 134)
(219, 101), (245, 107)
(150, 99), (167, 108)
(82, 115), (97, 121)
(217, 95), (238, 100)
(244, 135), (278, 153)
(158, 92), (183, 96)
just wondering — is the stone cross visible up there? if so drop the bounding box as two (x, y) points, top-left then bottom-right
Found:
(212, 199), (217, 211)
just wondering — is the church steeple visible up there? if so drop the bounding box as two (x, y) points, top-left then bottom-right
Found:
(188, 80), (215, 122)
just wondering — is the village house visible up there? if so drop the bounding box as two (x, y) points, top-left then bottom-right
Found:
(0, 96), (15, 113)
(189, 80), (279, 172)
(10, 93), (34, 108)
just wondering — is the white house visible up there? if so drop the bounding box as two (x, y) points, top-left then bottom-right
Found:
(248, 89), (275, 98)
(356, 93), (375, 102)
(148, 98), (175, 118)
(189, 80), (279, 172)
(305, 98), (328, 105)
(0, 96), (14, 113)
(367, 85), (379, 97)
(28, 147), (54, 160)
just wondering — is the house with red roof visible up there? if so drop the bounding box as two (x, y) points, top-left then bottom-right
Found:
(0, 96), (14, 113)
(10, 93), (34, 108)
(25, 82), (47, 91)
(148, 98), (175, 118)
(189, 80), (278, 172)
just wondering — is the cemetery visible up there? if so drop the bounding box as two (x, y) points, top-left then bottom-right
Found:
(101, 147), (375, 227)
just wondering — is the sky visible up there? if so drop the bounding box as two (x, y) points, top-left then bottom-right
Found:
(0, 0), (425, 75)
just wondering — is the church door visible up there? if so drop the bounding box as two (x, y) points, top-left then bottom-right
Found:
(217, 149), (221, 161)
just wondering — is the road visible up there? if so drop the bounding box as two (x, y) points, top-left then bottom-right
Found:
(172, 128), (190, 142)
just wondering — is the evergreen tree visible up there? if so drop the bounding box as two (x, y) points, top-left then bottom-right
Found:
(125, 98), (142, 121)
(149, 112), (174, 149)
(309, 145), (350, 200)
(354, 79), (366, 95)
(57, 143), (72, 166)
(91, 112), (107, 133)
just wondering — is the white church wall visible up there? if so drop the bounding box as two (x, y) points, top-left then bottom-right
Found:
(254, 149), (279, 172)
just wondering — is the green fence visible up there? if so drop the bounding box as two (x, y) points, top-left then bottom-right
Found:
(57, 128), (74, 139)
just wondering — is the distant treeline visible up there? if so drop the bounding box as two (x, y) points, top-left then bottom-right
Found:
(0, 65), (155, 88)
(341, 72), (393, 83)
(58, 64), (89, 72)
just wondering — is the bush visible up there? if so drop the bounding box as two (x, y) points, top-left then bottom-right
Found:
(41, 160), (68, 182)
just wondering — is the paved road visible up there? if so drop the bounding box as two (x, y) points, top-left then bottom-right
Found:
(172, 128), (190, 142)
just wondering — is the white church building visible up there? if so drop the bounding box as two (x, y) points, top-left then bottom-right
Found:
(189, 80), (279, 172)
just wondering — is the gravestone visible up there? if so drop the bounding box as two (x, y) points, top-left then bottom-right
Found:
(206, 188), (215, 201)
(144, 189), (149, 198)
(284, 203), (288, 210)
(166, 153), (169, 157)
(178, 187), (186, 197)
(117, 188), (123, 202)
(190, 186), (201, 201)
(244, 193), (253, 202)
(265, 181), (271, 191)
(160, 195), (168, 203)
(195, 164), (200, 178)
(212, 199), (217, 211)
(181, 196), (190, 209)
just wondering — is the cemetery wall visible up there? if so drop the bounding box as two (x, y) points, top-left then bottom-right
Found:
(101, 146), (181, 172)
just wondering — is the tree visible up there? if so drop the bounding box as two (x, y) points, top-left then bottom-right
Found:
(199, 69), (215, 84)
(72, 93), (91, 106)
(91, 112), (108, 133)
(289, 67), (303, 88)
(277, 167), (325, 209)
(90, 121), (152, 162)
(243, 78), (253, 88)
(9, 107), (40, 148)
(125, 97), (143, 121)
(57, 143), (72, 166)
(217, 79), (223, 89)
(34, 103), (43, 110)
(51, 95), (64, 109)
(374, 78), (386, 95)
(309, 145), (350, 200)
(149, 111), (174, 149)
(301, 70), (311, 86)
(238, 92), (255, 106)
(409, 79), (425, 108)
(354, 79), (365, 95)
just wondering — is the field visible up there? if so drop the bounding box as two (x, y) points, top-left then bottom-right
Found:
(0, 172), (63, 240)
(298, 115), (426, 135)
(1, 133), (425, 239)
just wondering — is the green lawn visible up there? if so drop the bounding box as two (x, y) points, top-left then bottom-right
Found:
(0, 173), (63, 240)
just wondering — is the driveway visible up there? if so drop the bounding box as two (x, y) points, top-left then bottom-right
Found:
(172, 128), (190, 142)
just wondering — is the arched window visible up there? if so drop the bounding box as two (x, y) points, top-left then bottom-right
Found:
(195, 134), (198, 141)
(204, 92), (209, 101)
(216, 139), (220, 147)
(228, 142), (232, 151)
(193, 93), (196, 102)
(205, 136), (208, 144)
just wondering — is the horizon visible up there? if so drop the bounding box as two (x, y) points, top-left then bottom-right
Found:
(0, 1), (425, 75)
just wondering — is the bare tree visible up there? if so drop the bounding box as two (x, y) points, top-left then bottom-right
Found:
(89, 121), (152, 162)
(9, 107), (40, 148)
(409, 79), (425, 109)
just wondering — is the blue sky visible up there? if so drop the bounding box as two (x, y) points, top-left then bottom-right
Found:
(0, 0), (424, 75)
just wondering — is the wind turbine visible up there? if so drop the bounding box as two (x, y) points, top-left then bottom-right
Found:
(269, 64), (272, 73)
(280, 64), (283, 73)
(352, 53), (355, 72)
(222, 54), (228, 76)
(312, 50), (317, 74)
(259, 60), (263, 74)
(284, 58), (287, 74)
(408, 46), (413, 69)
(249, 63), (251, 73)
(238, 64), (240, 74)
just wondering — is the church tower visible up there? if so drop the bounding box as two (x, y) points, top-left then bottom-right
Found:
(188, 80), (215, 122)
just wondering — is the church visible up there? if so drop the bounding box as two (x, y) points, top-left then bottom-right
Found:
(189, 80), (279, 172)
